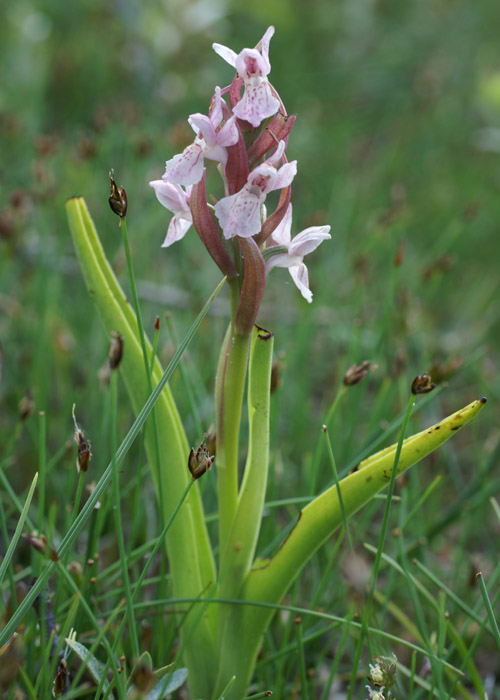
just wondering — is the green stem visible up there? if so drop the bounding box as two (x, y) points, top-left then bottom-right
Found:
(37, 411), (46, 536)
(294, 617), (309, 700)
(213, 327), (274, 698)
(215, 279), (252, 557)
(219, 326), (274, 593)
(70, 472), (86, 525)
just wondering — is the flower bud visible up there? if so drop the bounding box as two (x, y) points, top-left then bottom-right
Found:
(108, 169), (127, 218)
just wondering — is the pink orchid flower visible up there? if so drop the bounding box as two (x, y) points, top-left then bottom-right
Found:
(213, 26), (280, 128)
(214, 141), (297, 239)
(149, 180), (193, 247)
(163, 87), (239, 186)
(265, 204), (331, 303)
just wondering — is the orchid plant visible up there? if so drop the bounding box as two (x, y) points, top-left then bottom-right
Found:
(64, 26), (486, 700)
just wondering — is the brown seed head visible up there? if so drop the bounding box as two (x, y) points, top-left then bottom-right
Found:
(108, 169), (128, 218)
(188, 438), (214, 479)
(343, 361), (372, 387)
(411, 373), (436, 395)
(108, 331), (124, 370)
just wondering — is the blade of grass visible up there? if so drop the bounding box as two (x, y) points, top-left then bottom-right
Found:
(322, 425), (352, 549)
(294, 616), (309, 700)
(476, 572), (500, 652)
(0, 472), (38, 585)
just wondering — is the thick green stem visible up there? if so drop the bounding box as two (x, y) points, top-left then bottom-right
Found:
(215, 279), (252, 557)
(220, 326), (274, 592)
(213, 327), (274, 699)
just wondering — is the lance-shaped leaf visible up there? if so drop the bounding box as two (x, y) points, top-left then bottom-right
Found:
(66, 197), (218, 698)
(190, 170), (238, 278)
(211, 397), (486, 700)
(247, 113), (296, 168)
(248, 397), (487, 603)
(234, 237), (266, 336)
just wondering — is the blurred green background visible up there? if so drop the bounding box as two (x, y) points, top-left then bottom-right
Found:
(2, 0), (500, 693)
(2, 0), (499, 453)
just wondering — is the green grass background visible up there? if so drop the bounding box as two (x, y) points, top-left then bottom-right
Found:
(1, 0), (500, 697)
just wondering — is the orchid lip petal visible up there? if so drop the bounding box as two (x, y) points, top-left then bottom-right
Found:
(162, 217), (192, 247)
(214, 187), (264, 239)
(164, 144), (205, 186)
(232, 81), (279, 127)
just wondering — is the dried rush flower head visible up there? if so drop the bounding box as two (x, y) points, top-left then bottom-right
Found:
(150, 26), (331, 333)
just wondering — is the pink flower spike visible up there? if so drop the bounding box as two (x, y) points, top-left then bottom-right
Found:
(163, 87), (238, 186)
(265, 204), (331, 303)
(149, 180), (193, 247)
(213, 27), (280, 128)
